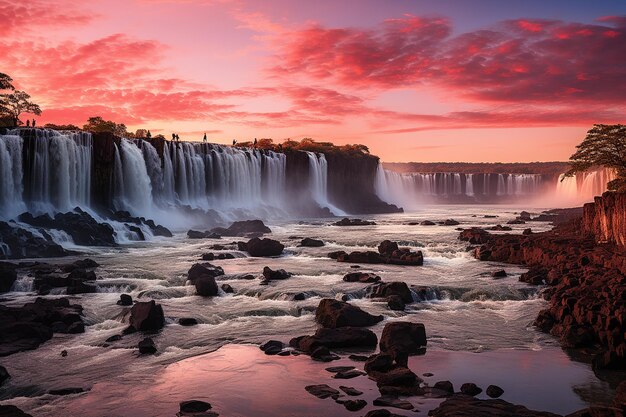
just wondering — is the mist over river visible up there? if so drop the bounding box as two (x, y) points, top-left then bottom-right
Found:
(0, 206), (614, 416)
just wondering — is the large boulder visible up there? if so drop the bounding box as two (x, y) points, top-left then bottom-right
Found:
(367, 282), (413, 304)
(240, 237), (284, 257)
(343, 272), (381, 283)
(300, 238), (324, 247)
(187, 263), (224, 283)
(0, 405), (33, 417)
(290, 327), (378, 352)
(0, 221), (68, 259)
(262, 266), (292, 281)
(315, 299), (383, 328)
(210, 220), (271, 237)
(379, 322), (427, 355)
(195, 276), (219, 296)
(459, 228), (491, 245)
(333, 218), (376, 226)
(18, 211), (117, 247)
(127, 301), (164, 332)
(429, 394), (561, 417)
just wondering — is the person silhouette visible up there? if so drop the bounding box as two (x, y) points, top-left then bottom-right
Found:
(172, 133), (176, 141)
(147, 130), (151, 138)
(32, 119), (36, 127)
(254, 138), (257, 148)
(232, 139), (237, 146)
(176, 134), (180, 141)
(26, 120), (30, 127)
(203, 133), (207, 142)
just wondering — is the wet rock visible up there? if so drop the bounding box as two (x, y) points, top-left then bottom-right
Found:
(0, 405), (32, 417)
(300, 238), (324, 247)
(434, 380), (454, 395)
(333, 369), (366, 379)
(459, 228), (491, 244)
(519, 267), (547, 285)
(187, 263), (225, 283)
(305, 384), (340, 399)
(328, 250), (348, 259)
(61, 350), (68, 357)
(333, 218), (376, 226)
(378, 240), (399, 256)
(373, 396), (414, 410)
(429, 394), (561, 417)
(293, 292), (306, 301)
(364, 353), (394, 373)
(343, 272), (381, 283)
(491, 270), (507, 278)
(187, 230), (221, 239)
(0, 221), (68, 260)
(349, 354), (368, 361)
(326, 366), (355, 373)
(486, 385), (504, 398)
(19, 211), (117, 247)
(519, 211), (532, 221)
(507, 219), (526, 225)
(195, 276), (219, 297)
(442, 219), (460, 226)
(48, 387), (85, 396)
(387, 295), (405, 311)
(420, 220), (436, 226)
(180, 400), (212, 413)
(260, 340), (284, 355)
(220, 283), (234, 293)
(290, 327), (378, 353)
(210, 220), (271, 237)
(488, 225), (512, 231)
(315, 299), (383, 328)
(179, 318), (198, 326)
(310, 346), (340, 362)
(127, 300), (164, 332)
(523, 228), (533, 235)
(460, 383), (483, 396)
(343, 399), (367, 411)
(240, 238), (284, 257)
(138, 337), (157, 354)
(372, 366), (422, 395)
(117, 294), (133, 306)
(0, 365), (9, 386)
(379, 322), (427, 358)
(367, 282), (413, 304)
(106, 334), (122, 342)
(201, 253), (235, 261)
(262, 266), (291, 281)
(339, 386), (363, 396)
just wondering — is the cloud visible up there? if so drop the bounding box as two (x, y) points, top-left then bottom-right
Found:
(0, 0), (93, 36)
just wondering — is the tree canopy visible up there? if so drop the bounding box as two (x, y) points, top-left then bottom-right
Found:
(0, 90), (42, 126)
(83, 116), (128, 136)
(0, 73), (15, 91)
(565, 124), (626, 191)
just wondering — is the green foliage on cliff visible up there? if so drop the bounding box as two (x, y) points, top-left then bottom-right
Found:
(83, 116), (128, 136)
(565, 124), (626, 191)
(44, 123), (81, 131)
(237, 137), (371, 157)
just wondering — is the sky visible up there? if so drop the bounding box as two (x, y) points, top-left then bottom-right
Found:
(2, 0), (625, 162)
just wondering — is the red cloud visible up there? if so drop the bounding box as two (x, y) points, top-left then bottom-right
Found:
(0, 0), (93, 36)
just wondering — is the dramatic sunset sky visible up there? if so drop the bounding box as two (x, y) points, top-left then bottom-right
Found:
(3, 0), (625, 161)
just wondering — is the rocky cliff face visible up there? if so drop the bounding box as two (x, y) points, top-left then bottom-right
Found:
(582, 192), (626, 247)
(91, 132), (120, 210)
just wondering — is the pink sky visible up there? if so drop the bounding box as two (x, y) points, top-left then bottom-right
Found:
(2, 0), (625, 162)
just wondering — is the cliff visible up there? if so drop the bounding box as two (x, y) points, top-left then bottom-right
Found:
(582, 192), (626, 247)
(91, 132), (120, 209)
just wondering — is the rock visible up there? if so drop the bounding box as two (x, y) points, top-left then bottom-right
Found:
(210, 220), (271, 237)
(339, 386), (363, 396)
(19, 211), (117, 247)
(128, 300), (164, 332)
(333, 218), (376, 226)
(0, 405), (33, 417)
(48, 387), (84, 395)
(0, 263), (17, 293)
(373, 396), (414, 410)
(343, 399), (367, 411)
(138, 337), (157, 354)
(367, 282), (413, 304)
(429, 394), (561, 417)
(459, 228), (491, 244)
(442, 219), (460, 226)
(310, 346), (340, 362)
(371, 367), (422, 395)
(460, 382), (483, 396)
(379, 322), (427, 356)
(349, 354), (369, 361)
(180, 400), (212, 413)
(333, 369), (366, 379)
(305, 384), (340, 399)
(519, 211), (532, 221)
(364, 353), (394, 373)
(434, 380), (454, 394)
(262, 266), (291, 281)
(242, 238), (284, 257)
(0, 221), (67, 260)
(293, 292), (306, 301)
(328, 250), (348, 259)
(523, 228), (533, 235)
(378, 240), (399, 256)
(387, 295), (405, 311)
(300, 238), (324, 247)
(0, 365), (9, 386)
(61, 350), (68, 356)
(420, 220), (436, 226)
(491, 270), (507, 278)
(195, 276), (219, 297)
(260, 340), (284, 355)
(187, 230), (220, 239)
(290, 327), (378, 353)
(343, 272), (381, 283)
(486, 385), (504, 398)
(187, 263), (225, 283)
(326, 366), (355, 373)
(519, 267), (547, 285)
(315, 299), (383, 328)
(221, 283), (234, 293)
(488, 225), (512, 231)
(105, 335), (122, 342)
(507, 219), (526, 225)
(117, 294), (133, 306)
(178, 318), (198, 326)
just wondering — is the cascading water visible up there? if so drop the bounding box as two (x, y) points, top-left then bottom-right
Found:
(306, 152), (346, 215)
(113, 139), (154, 215)
(555, 168), (615, 204)
(0, 134), (26, 218)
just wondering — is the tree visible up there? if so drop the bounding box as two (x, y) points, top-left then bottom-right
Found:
(83, 116), (128, 136)
(565, 124), (626, 191)
(0, 90), (42, 126)
(0, 73), (14, 91)
(44, 123), (80, 131)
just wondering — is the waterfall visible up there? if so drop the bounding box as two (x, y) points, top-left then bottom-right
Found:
(496, 174), (506, 196)
(466, 174), (474, 196)
(113, 139), (154, 215)
(555, 168), (615, 204)
(0, 134), (26, 218)
(306, 152), (345, 215)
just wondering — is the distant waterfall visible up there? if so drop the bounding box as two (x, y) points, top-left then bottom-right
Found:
(0, 134), (26, 218)
(466, 174), (474, 196)
(306, 152), (345, 215)
(555, 168), (615, 204)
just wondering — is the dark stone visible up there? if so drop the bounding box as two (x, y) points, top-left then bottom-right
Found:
(367, 282), (413, 304)
(187, 230), (220, 239)
(343, 399), (367, 411)
(195, 276), (219, 297)
(187, 263), (225, 283)
(0, 263), (17, 293)
(434, 380), (454, 394)
(305, 384), (340, 399)
(373, 396), (414, 410)
(138, 337), (157, 354)
(486, 385), (504, 398)
(105, 335), (122, 342)
(339, 386), (363, 396)
(300, 238), (324, 247)
(293, 292), (306, 301)
(0, 365), (9, 386)
(310, 346), (340, 362)
(290, 327), (378, 352)
(378, 240), (399, 256)
(48, 387), (84, 396)
(387, 295), (405, 311)
(262, 266), (291, 281)
(260, 340), (284, 353)
(333, 369), (366, 379)
(491, 270), (508, 278)
(178, 318), (198, 326)
(0, 221), (68, 260)
(429, 394), (561, 417)
(0, 405), (33, 417)
(315, 299), (383, 328)
(128, 300), (164, 332)
(421, 220), (436, 226)
(328, 250), (348, 259)
(379, 321), (427, 356)
(210, 220), (271, 237)
(326, 366), (355, 373)
(243, 238), (284, 257)
(343, 272), (381, 283)
(221, 283), (234, 293)
(364, 353), (394, 374)
(117, 294), (133, 306)
(333, 218), (376, 226)
(180, 400), (212, 413)
(460, 383), (483, 396)
(442, 219), (460, 226)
